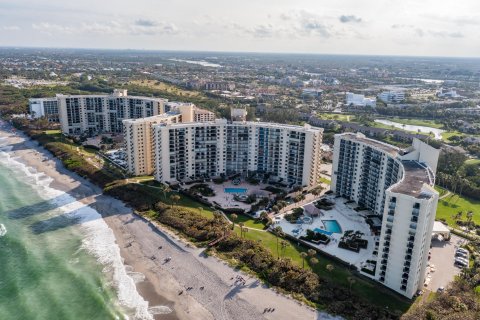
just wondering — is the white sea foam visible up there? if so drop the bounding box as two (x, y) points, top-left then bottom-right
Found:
(0, 224), (7, 237)
(0, 137), (154, 320)
(148, 306), (173, 315)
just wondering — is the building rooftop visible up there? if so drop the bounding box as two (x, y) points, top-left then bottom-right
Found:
(390, 160), (435, 198)
(340, 132), (399, 156)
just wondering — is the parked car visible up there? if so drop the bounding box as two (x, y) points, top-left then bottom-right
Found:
(455, 251), (468, 258)
(437, 287), (445, 293)
(457, 248), (468, 254)
(455, 257), (469, 265)
(455, 259), (468, 268)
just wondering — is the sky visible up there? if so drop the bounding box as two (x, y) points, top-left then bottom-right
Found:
(0, 0), (479, 57)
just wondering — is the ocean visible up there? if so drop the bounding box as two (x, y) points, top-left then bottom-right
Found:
(0, 136), (154, 320)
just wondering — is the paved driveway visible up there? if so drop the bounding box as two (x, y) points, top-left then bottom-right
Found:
(426, 234), (466, 291)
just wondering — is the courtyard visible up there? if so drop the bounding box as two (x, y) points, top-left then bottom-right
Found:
(183, 179), (275, 212)
(275, 195), (377, 269)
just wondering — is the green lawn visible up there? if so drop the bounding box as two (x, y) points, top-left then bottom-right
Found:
(434, 185), (448, 197)
(435, 191), (480, 226)
(232, 226), (410, 312)
(387, 118), (444, 129)
(319, 177), (331, 185)
(441, 131), (465, 143)
(229, 213), (266, 230)
(316, 113), (355, 122)
(465, 158), (480, 165)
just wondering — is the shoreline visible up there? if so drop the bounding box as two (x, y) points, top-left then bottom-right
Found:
(0, 123), (335, 320)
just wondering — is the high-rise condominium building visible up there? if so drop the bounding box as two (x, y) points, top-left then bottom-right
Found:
(331, 133), (439, 298)
(28, 97), (60, 122)
(55, 89), (166, 135)
(153, 120), (323, 187)
(123, 104), (216, 176)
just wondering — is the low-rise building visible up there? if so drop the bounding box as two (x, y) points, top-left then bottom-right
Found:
(378, 91), (405, 104)
(346, 92), (376, 107)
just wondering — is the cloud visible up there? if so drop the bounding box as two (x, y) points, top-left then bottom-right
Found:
(32, 20), (179, 36)
(339, 15), (362, 23)
(1, 25), (21, 31)
(134, 19), (157, 27)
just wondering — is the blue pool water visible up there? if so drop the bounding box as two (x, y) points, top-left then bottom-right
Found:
(322, 220), (342, 233)
(224, 187), (248, 194)
(313, 228), (333, 236)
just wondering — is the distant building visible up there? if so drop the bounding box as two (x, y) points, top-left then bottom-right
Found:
(378, 91), (405, 104)
(56, 89), (167, 136)
(346, 92), (376, 107)
(231, 108), (248, 121)
(302, 88), (323, 99)
(437, 88), (461, 98)
(28, 97), (59, 122)
(204, 81), (235, 91)
(123, 103), (215, 176)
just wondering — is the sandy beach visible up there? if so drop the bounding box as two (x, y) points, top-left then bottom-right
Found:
(0, 124), (338, 320)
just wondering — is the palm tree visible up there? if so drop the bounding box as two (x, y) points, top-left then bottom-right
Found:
(231, 214), (238, 230)
(310, 257), (319, 268)
(326, 264), (334, 273)
(273, 226), (284, 259)
(198, 207), (203, 216)
(239, 222), (245, 238)
(280, 240), (289, 257)
(169, 194), (180, 208)
(307, 249), (316, 258)
(162, 185), (171, 200)
(300, 252), (308, 269)
(347, 276), (356, 293)
(466, 211), (474, 231)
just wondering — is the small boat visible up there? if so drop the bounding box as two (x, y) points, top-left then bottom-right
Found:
(0, 224), (6, 237)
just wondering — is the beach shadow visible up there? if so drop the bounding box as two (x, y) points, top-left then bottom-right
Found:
(6, 185), (96, 220)
(30, 213), (84, 234)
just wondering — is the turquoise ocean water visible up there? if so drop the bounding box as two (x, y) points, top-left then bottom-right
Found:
(0, 135), (153, 320)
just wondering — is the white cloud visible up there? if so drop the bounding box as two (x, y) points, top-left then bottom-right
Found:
(1, 25), (21, 31)
(339, 15), (362, 23)
(31, 20), (179, 36)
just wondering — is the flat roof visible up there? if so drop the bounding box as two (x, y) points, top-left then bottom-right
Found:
(339, 132), (399, 156)
(390, 160), (434, 198)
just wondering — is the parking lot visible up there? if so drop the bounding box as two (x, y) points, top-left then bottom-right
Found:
(426, 234), (466, 292)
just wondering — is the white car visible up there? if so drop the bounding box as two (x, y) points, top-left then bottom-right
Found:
(456, 248), (468, 254)
(455, 257), (469, 265)
(455, 259), (468, 268)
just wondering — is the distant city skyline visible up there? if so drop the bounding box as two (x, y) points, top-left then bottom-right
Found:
(0, 0), (479, 58)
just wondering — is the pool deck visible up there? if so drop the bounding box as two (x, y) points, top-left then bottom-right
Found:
(198, 181), (273, 210)
(276, 196), (377, 269)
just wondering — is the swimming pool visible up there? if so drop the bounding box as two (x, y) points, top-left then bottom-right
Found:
(322, 220), (342, 233)
(224, 187), (248, 194)
(313, 228), (333, 236)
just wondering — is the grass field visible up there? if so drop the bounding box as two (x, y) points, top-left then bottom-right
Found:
(232, 222), (410, 312)
(316, 113), (355, 122)
(387, 118), (444, 129)
(465, 158), (480, 165)
(435, 190), (480, 226)
(441, 131), (465, 143)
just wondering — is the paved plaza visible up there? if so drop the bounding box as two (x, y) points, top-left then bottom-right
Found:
(276, 196), (377, 269)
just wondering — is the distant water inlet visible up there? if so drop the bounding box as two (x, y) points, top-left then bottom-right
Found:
(374, 119), (445, 140)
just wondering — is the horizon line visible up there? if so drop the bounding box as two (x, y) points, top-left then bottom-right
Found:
(1, 45), (479, 60)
